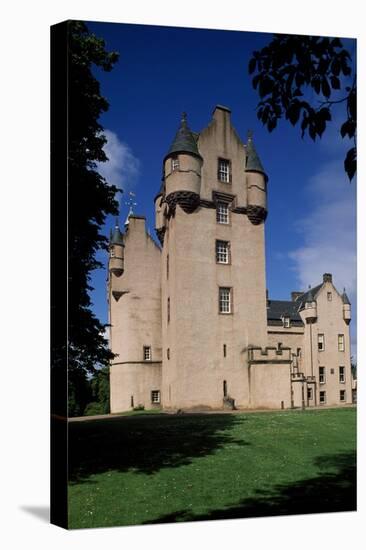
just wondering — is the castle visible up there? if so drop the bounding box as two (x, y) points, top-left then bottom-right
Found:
(107, 105), (353, 412)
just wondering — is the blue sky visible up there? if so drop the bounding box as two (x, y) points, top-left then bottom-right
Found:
(86, 21), (357, 355)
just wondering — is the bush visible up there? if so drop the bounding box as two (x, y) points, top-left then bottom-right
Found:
(83, 401), (105, 416)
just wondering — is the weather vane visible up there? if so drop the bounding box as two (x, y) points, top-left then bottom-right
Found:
(125, 191), (137, 214)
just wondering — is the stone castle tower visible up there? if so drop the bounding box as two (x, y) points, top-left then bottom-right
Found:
(108, 106), (354, 412)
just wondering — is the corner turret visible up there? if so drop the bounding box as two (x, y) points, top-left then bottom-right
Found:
(163, 112), (202, 214)
(245, 131), (268, 225)
(342, 288), (351, 325)
(109, 218), (125, 277)
(301, 286), (318, 323)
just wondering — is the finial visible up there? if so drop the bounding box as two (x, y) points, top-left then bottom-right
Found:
(181, 112), (187, 125)
(308, 284), (311, 289)
(247, 129), (253, 141)
(115, 216), (119, 228)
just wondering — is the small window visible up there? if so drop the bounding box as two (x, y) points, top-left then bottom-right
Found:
(283, 317), (290, 328)
(167, 297), (170, 323)
(219, 287), (232, 314)
(318, 334), (325, 351)
(166, 254), (169, 279)
(143, 346), (151, 361)
(297, 348), (302, 357)
(327, 292), (332, 301)
(223, 380), (228, 397)
(110, 247), (115, 258)
(216, 201), (229, 224)
(218, 158), (230, 183)
(338, 334), (345, 351)
(223, 344), (227, 357)
(172, 156), (179, 171)
(216, 240), (230, 264)
(167, 348), (170, 360)
(307, 387), (313, 400)
(340, 389), (346, 402)
(319, 366), (325, 384)
(319, 390), (326, 404)
(151, 390), (160, 404)
(339, 366), (345, 383)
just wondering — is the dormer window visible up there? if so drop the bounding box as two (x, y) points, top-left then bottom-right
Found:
(283, 317), (290, 328)
(218, 158), (231, 183)
(172, 156), (179, 171)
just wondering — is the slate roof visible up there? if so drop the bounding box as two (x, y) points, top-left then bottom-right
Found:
(110, 220), (124, 245)
(164, 113), (201, 161)
(294, 284), (323, 309)
(245, 133), (268, 181)
(342, 289), (351, 305)
(267, 299), (303, 326)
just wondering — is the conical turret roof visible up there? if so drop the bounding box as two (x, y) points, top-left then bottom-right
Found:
(111, 218), (124, 245)
(164, 112), (201, 161)
(245, 131), (268, 181)
(342, 288), (351, 305)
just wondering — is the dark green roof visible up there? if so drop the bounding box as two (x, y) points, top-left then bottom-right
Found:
(267, 299), (303, 325)
(245, 133), (267, 180)
(342, 289), (351, 305)
(111, 220), (124, 246)
(295, 284), (323, 308)
(165, 113), (201, 160)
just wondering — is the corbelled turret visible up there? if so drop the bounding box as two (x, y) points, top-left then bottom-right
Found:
(163, 112), (202, 214)
(301, 286), (318, 323)
(109, 218), (125, 277)
(342, 288), (351, 325)
(245, 131), (268, 225)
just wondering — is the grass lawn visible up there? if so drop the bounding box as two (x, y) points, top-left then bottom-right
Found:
(68, 407), (356, 529)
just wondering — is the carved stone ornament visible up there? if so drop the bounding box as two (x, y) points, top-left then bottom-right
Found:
(165, 191), (200, 215)
(246, 205), (268, 225)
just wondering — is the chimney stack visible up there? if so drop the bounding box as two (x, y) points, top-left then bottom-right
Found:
(323, 273), (332, 283)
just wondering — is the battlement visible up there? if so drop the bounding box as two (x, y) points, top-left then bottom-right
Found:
(248, 346), (292, 363)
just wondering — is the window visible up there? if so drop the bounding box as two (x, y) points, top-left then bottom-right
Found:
(167, 297), (170, 323)
(283, 317), (290, 328)
(339, 366), (345, 383)
(143, 346), (151, 361)
(297, 348), (302, 357)
(166, 254), (169, 279)
(340, 389), (346, 402)
(151, 390), (160, 404)
(223, 344), (227, 357)
(327, 292), (332, 301)
(319, 366), (325, 384)
(171, 156), (179, 171)
(110, 247), (115, 258)
(223, 380), (228, 397)
(318, 333), (325, 351)
(219, 287), (232, 314)
(338, 334), (345, 351)
(216, 240), (230, 264)
(307, 387), (313, 400)
(167, 348), (170, 360)
(218, 158), (230, 182)
(216, 201), (229, 224)
(319, 390), (326, 404)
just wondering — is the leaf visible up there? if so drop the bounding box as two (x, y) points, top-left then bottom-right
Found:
(249, 57), (257, 74)
(344, 147), (357, 180)
(321, 77), (331, 98)
(330, 75), (340, 89)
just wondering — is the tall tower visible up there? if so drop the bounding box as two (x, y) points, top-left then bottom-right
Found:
(156, 106), (269, 409)
(108, 215), (162, 412)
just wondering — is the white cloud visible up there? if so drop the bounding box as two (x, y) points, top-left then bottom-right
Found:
(289, 160), (357, 355)
(97, 130), (140, 198)
(289, 160), (356, 297)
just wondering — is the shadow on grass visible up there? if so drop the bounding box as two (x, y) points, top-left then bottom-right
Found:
(69, 413), (246, 482)
(144, 450), (356, 524)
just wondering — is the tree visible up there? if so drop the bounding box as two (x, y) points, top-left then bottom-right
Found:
(84, 367), (110, 416)
(249, 35), (356, 180)
(67, 21), (119, 415)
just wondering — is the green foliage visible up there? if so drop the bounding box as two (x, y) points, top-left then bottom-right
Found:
(351, 357), (357, 379)
(84, 402), (106, 416)
(67, 21), (119, 414)
(249, 35), (356, 180)
(90, 367), (110, 414)
(68, 367), (92, 417)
